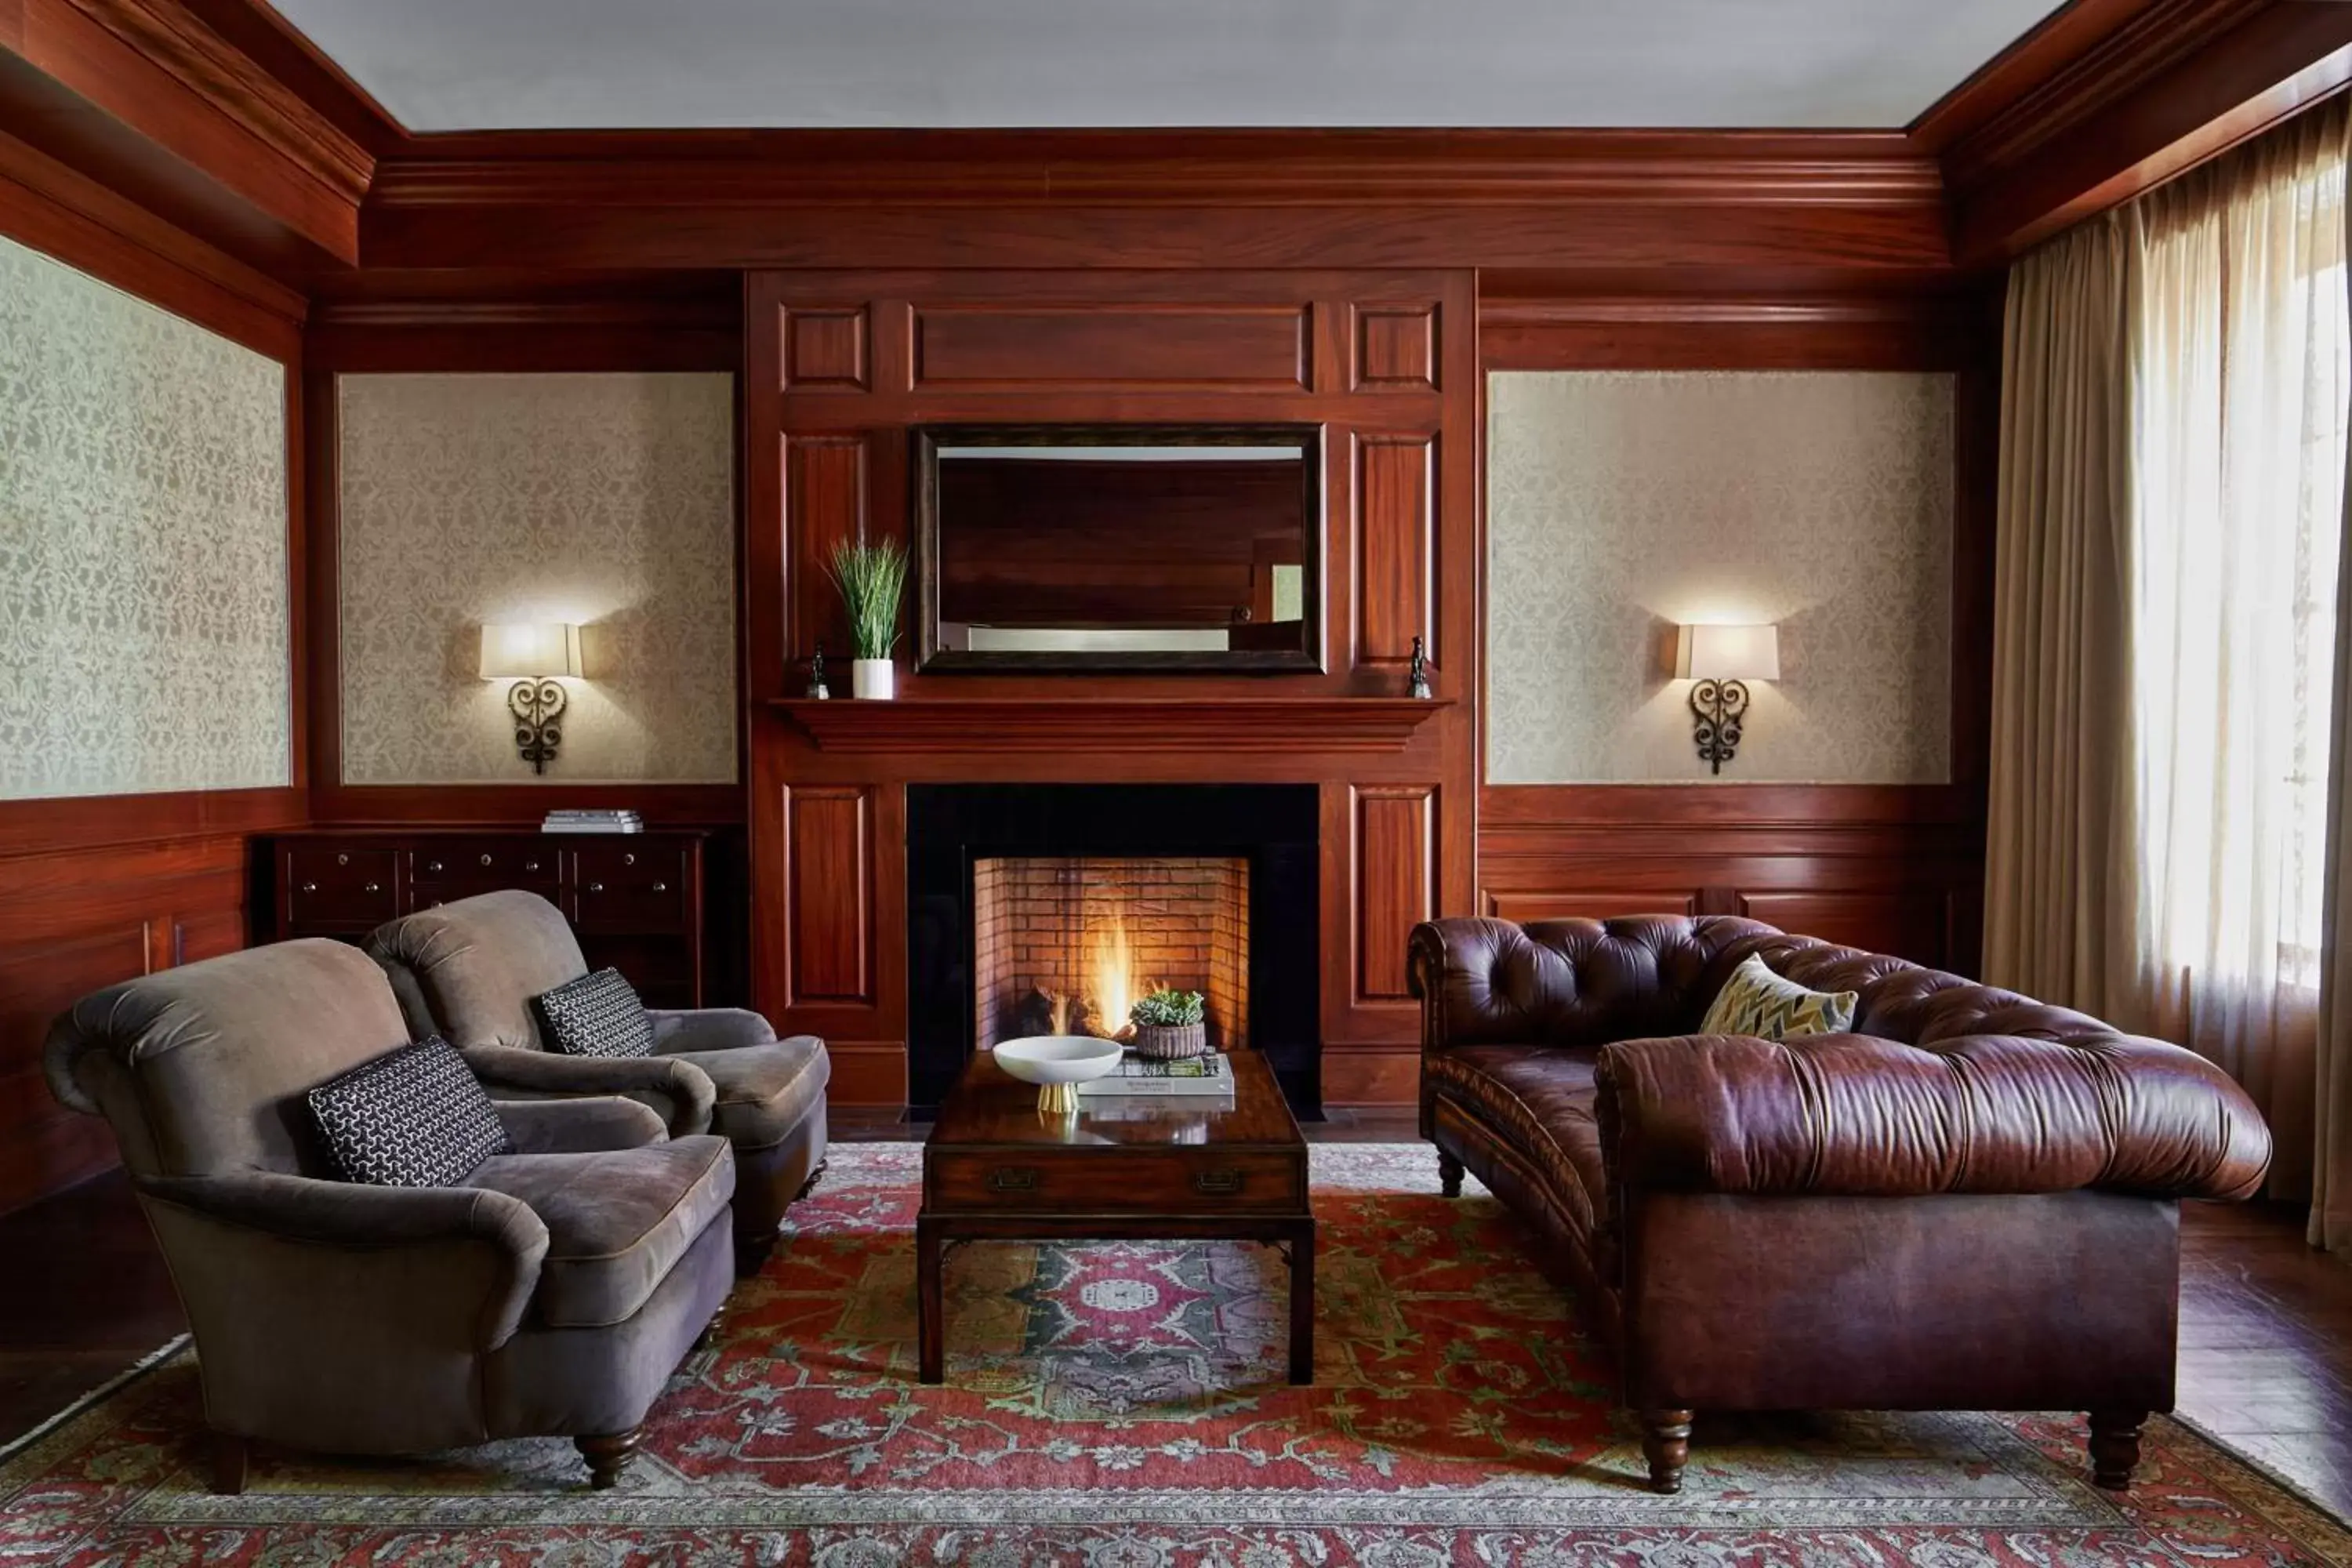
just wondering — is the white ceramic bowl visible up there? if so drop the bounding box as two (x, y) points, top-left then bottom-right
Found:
(993, 1035), (1124, 1087)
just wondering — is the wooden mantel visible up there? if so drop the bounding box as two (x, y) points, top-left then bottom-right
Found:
(770, 696), (1452, 755)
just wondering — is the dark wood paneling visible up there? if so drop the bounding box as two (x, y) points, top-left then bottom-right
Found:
(1479, 295), (1976, 372)
(1354, 785), (1436, 1003)
(785, 785), (873, 1006)
(1352, 302), (1439, 390)
(1355, 433), (1435, 667)
(1485, 891), (1698, 922)
(913, 304), (1310, 391)
(786, 434), (872, 665)
(1737, 890), (1955, 963)
(784, 304), (869, 391)
(0, 834), (250, 1214)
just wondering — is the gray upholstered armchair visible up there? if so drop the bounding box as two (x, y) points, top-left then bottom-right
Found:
(43, 939), (735, 1494)
(364, 889), (829, 1269)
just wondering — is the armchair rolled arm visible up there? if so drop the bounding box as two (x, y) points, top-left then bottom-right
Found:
(648, 1007), (778, 1055)
(459, 1043), (717, 1137)
(135, 1170), (548, 1350)
(1594, 1031), (2272, 1201)
(495, 1095), (668, 1154)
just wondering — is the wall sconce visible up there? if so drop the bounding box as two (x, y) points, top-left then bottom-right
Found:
(481, 622), (582, 774)
(1675, 623), (1780, 775)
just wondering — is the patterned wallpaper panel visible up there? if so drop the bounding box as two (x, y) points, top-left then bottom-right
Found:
(0, 237), (291, 800)
(337, 374), (738, 784)
(1487, 371), (1954, 785)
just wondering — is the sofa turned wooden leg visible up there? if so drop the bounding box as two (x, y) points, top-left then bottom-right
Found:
(576, 1428), (643, 1490)
(1437, 1150), (1465, 1199)
(1639, 1409), (1693, 1494)
(2089, 1409), (2147, 1490)
(209, 1432), (249, 1495)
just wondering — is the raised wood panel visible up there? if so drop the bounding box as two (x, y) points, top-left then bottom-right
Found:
(786, 785), (873, 1005)
(1355, 786), (1436, 1003)
(1737, 891), (1954, 968)
(786, 434), (870, 664)
(783, 304), (869, 390)
(1355, 434), (1435, 668)
(1323, 1045), (1421, 1107)
(1352, 303), (1439, 390)
(0, 923), (149, 1213)
(1484, 891), (1699, 922)
(913, 304), (1311, 390)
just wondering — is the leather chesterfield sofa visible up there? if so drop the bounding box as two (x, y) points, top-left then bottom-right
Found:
(1407, 915), (2272, 1495)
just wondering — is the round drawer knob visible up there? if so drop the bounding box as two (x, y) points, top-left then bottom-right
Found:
(299, 882), (318, 894)
(426, 861), (443, 873)
(480, 854), (493, 866)
(364, 882), (382, 894)
(651, 881), (668, 893)
(622, 852), (637, 866)
(336, 854), (349, 866)
(588, 882), (605, 893)
(524, 860), (541, 872)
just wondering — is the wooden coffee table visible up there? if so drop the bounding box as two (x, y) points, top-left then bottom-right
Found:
(916, 1047), (1314, 1385)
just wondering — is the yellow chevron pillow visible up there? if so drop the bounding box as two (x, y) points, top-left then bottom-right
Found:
(1698, 953), (1858, 1041)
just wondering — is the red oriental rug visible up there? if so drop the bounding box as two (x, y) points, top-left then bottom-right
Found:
(4, 1143), (2347, 1565)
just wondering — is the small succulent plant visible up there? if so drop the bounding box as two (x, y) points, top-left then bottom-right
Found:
(1131, 988), (1206, 1029)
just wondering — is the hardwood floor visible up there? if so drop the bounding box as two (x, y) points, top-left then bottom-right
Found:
(7, 1118), (2347, 1522)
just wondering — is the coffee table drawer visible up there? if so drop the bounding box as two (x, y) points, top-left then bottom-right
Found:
(929, 1151), (1304, 1214)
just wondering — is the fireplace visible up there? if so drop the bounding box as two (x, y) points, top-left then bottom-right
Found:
(907, 784), (1319, 1113)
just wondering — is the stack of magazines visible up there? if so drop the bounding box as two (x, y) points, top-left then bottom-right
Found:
(541, 809), (644, 835)
(1074, 1051), (1234, 1102)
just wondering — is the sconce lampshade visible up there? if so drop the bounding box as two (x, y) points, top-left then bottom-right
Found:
(480, 622), (583, 681)
(1674, 622), (1780, 683)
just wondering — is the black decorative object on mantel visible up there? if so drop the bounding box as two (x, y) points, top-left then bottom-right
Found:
(1688, 678), (1751, 775)
(1407, 635), (1432, 699)
(507, 678), (567, 775)
(808, 641), (831, 701)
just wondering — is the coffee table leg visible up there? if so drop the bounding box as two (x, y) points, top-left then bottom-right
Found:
(1287, 1222), (1315, 1385)
(916, 1216), (944, 1385)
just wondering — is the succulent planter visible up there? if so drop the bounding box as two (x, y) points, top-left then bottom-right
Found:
(1131, 1021), (1207, 1059)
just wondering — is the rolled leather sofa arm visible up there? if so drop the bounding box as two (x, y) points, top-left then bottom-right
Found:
(459, 1043), (717, 1137)
(135, 1170), (549, 1350)
(1594, 1031), (2272, 1200)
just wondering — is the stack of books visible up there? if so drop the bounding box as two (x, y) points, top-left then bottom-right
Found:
(1075, 1051), (1234, 1102)
(541, 809), (644, 835)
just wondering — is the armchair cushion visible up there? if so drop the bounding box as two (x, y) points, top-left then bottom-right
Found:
(665, 1034), (829, 1150)
(530, 968), (655, 1058)
(495, 1095), (668, 1155)
(465, 1134), (734, 1328)
(308, 1036), (509, 1187)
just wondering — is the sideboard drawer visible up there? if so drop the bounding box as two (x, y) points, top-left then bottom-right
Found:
(570, 844), (690, 932)
(927, 1150), (1305, 1214)
(285, 847), (397, 928)
(412, 838), (560, 906)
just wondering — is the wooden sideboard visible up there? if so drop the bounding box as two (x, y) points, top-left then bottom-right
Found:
(260, 829), (713, 1009)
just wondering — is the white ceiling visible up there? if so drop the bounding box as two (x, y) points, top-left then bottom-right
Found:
(270, 0), (2065, 132)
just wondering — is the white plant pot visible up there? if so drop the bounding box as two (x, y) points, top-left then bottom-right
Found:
(851, 659), (895, 700)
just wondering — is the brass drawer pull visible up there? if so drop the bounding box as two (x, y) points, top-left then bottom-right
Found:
(524, 859), (542, 873)
(587, 882), (604, 893)
(425, 860), (444, 873)
(623, 852), (637, 866)
(651, 880), (669, 893)
(299, 881), (317, 894)
(364, 882), (382, 894)
(1194, 1169), (1245, 1196)
(479, 853), (494, 867)
(985, 1167), (1039, 1192)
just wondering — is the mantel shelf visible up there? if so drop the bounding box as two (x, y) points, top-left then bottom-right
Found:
(769, 696), (1450, 754)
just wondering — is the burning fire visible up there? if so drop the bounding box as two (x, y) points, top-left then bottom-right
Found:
(1087, 905), (1140, 1040)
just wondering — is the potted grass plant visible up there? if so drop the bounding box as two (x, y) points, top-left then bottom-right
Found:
(1129, 988), (1208, 1059)
(829, 539), (909, 700)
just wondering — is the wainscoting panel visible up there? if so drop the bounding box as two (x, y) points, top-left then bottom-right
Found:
(1356, 433), (1437, 669)
(1354, 785), (1437, 1004)
(785, 785), (874, 1007)
(783, 305), (870, 392)
(786, 434), (873, 665)
(912, 303), (1312, 391)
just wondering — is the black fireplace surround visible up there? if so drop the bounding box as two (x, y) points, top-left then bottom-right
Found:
(906, 783), (1320, 1115)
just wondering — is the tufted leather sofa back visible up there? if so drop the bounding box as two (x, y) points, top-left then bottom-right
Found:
(1407, 915), (2115, 1053)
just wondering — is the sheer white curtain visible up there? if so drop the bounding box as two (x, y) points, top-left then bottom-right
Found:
(2127, 103), (2352, 1197)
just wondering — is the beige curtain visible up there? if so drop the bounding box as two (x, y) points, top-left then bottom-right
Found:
(1989, 98), (2352, 1216)
(2316, 109), (2352, 1252)
(1984, 212), (2145, 1022)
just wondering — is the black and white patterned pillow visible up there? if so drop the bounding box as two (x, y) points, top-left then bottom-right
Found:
(307, 1036), (508, 1187)
(531, 967), (655, 1058)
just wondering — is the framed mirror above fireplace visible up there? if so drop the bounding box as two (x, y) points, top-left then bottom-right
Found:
(913, 423), (1326, 673)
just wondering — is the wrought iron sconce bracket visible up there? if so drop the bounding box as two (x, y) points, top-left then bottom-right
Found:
(507, 677), (568, 774)
(1688, 677), (1750, 775)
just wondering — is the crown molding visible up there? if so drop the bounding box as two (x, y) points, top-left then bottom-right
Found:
(58, 0), (371, 202)
(368, 129), (1944, 212)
